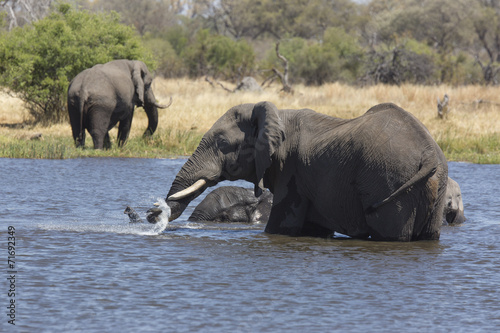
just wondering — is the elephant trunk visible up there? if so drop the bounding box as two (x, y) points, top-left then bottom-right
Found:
(160, 139), (222, 222)
(445, 208), (465, 225)
(143, 103), (158, 137)
(143, 90), (172, 137)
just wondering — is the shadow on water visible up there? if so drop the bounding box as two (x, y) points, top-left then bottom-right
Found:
(252, 231), (447, 257)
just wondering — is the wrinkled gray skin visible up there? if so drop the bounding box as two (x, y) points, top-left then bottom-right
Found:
(148, 101), (448, 241)
(67, 60), (169, 149)
(188, 186), (273, 222)
(443, 177), (465, 225)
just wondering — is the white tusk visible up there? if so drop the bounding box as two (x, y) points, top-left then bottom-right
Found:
(155, 96), (172, 109)
(168, 179), (207, 201)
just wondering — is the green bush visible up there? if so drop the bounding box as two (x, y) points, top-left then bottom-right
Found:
(260, 37), (306, 84)
(261, 29), (363, 85)
(143, 36), (185, 78)
(362, 38), (438, 85)
(438, 52), (483, 85)
(295, 28), (363, 85)
(0, 3), (153, 125)
(296, 43), (340, 85)
(184, 29), (255, 81)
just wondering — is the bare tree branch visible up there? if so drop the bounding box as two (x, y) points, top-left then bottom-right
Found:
(437, 94), (449, 119)
(272, 42), (293, 94)
(0, 0), (54, 30)
(204, 76), (233, 93)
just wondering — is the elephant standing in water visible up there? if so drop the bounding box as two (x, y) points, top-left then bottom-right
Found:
(147, 101), (448, 241)
(67, 60), (171, 149)
(188, 186), (273, 222)
(443, 177), (465, 225)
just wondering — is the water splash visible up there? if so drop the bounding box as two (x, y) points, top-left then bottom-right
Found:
(137, 198), (171, 235)
(37, 198), (171, 236)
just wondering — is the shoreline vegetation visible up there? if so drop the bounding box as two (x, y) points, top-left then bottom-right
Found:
(1, 78), (499, 163)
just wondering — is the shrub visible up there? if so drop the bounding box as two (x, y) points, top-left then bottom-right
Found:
(143, 36), (185, 78)
(296, 43), (340, 85)
(0, 3), (153, 125)
(362, 39), (438, 85)
(260, 29), (363, 85)
(183, 29), (255, 81)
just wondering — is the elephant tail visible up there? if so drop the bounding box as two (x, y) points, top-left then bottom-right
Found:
(366, 147), (438, 214)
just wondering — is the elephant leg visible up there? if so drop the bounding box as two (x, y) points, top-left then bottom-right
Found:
(416, 174), (446, 240)
(265, 176), (309, 236)
(69, 113), (85, 148)
(90, 133), (104, 149)
(117, 116), (133, 147)
(89, 127), (110, 150)
(365, 200), (417, 241)
(88, 109), (111, 149)
(103, 132), (111, 149)
(366, 190), (439, 241)
(75, 129), (86, 148)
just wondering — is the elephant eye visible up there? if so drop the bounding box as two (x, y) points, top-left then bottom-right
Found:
(217, 137), (232, 152)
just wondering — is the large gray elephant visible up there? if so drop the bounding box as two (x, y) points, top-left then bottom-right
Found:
(188, 186), (273, 222)
(67, 59), (171, 149)
(443, 177), (465, 225)
(147, 101), (448, 241)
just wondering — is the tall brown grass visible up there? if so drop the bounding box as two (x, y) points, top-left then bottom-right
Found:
(1, 78), (499, 162)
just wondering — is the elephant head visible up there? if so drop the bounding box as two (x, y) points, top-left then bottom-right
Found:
(148, 102), (285, 222)
(443, 177), (465, 224)
(131, 61), (172, 138)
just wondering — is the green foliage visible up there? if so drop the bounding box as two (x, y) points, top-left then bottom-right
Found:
(362, 38), (438, 85)
(0, 4), (153, 125)
(261, 28), (363, 85)
(295, 43), (341, 85)
(183, 29), (255, 81)
(437, 52), (483, 85)
(143, 36), (185, 78)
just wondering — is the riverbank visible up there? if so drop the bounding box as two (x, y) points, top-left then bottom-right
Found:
(1, 78), (499, 163)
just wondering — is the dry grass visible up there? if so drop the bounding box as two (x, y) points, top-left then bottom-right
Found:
(1, 78), (499, 162)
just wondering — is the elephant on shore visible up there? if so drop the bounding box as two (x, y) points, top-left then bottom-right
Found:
(443, 177), (465, 225)
(147, 101), (448, 241)
(67, 60), (171, 149)
(188, 186), (273, 222)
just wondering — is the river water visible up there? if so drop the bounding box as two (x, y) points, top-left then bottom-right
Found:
(1, 158), (499, 332)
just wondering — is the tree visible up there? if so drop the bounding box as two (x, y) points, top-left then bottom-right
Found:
(0, 0), (55, 30)
(89, 0), (186, 36)
(471, 0), (500, 84)
(362, 39), (437, 85)
(0, 3), (152, 124)
(261, 28), (362, 86)
(366, 0), (470, 82)
(183, 29), (255, 81)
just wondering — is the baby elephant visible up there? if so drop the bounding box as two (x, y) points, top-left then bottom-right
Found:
(443, 177), (465, 225)
(188, 186), (273, 223)
(125, 186), (273, 223)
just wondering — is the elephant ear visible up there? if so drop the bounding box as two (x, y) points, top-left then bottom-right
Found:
(131, 61), (145, 106)
(251, 101), (285, 196)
